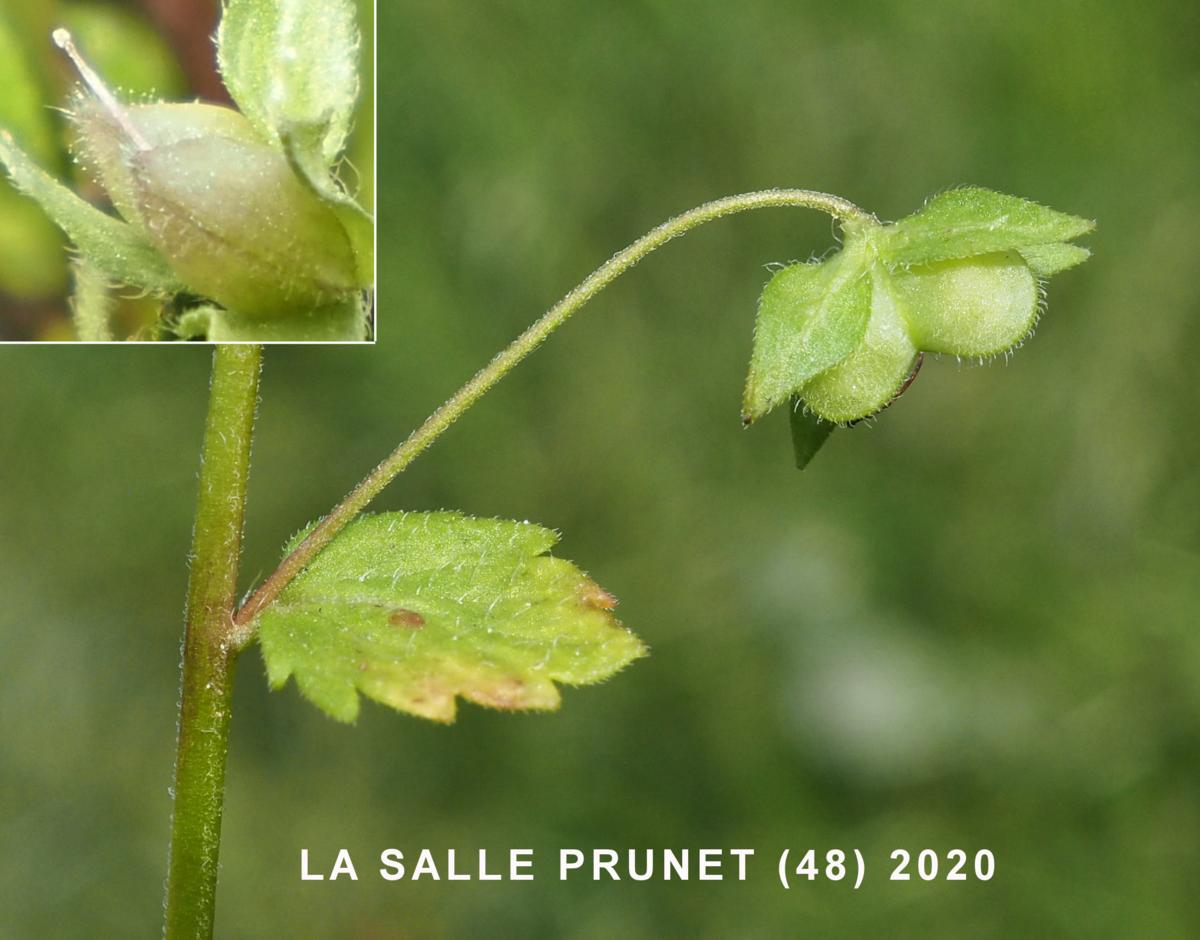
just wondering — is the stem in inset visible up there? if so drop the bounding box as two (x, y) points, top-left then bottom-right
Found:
(233, 189), (873, 633)
(164, 344), (262, 940)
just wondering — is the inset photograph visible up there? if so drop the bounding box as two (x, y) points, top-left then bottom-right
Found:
(0, 0), (374, 342)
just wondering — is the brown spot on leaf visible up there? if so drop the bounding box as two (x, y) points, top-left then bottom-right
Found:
(469, 678), (529, 709)
(579, 582), (618, 611)
(388, 608), (426, 628)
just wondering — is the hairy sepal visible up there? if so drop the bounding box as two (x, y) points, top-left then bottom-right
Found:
(1018, 242), (1091, 277)
(743, 239), (873, 422)
(798, 264), (920, 424)
(281, 123), (373, 286)
(884, 187), (1095, 266)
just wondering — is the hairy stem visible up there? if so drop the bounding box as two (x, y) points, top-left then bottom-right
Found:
(234, 189), (872, 632)
(164, 344), (262, 940)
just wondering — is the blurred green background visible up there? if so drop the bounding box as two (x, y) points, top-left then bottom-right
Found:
(2, 0), (1199, 936)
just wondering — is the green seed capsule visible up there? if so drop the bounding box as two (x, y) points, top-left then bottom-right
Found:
(783, 251), (1039, 423)
(130, 132), (359, 316)
(72, 100), (260, 227)
(741, 189), (1091, 467)
(895, 251), (1039, 357)
(61, 29), (359, 317)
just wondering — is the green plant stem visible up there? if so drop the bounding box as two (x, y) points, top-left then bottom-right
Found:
(164, 344), (262, 940)
(233, 189), (872, 634)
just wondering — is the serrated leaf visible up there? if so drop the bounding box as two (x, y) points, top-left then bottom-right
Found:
(1018, 242), (1091, 277)
(0, 132), (181, 292)
(69, 258), (113, 341)
(743, 246), (872, 422)
(892, 250), (1038, 357)
(217, 0), (360, 168)
(885, 187), (1095, 267)
(256, 512), (646, 723)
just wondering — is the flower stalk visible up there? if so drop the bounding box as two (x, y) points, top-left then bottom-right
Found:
(233, 189), (870, 631)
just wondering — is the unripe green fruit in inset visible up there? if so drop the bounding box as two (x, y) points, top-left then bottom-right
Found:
(72, 101), (260, 228)
(58, 28), (361, 319)
(130, 134), (359, 316)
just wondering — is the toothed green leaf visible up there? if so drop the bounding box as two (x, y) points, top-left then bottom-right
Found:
(743, 244), (873, 422)
(1018, 242), (1092, 277)
(218, 0), (360, 168)
(0, 132), (181, 292)
(885, 187), (1094, 267)
(255, 512), (646, 723)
